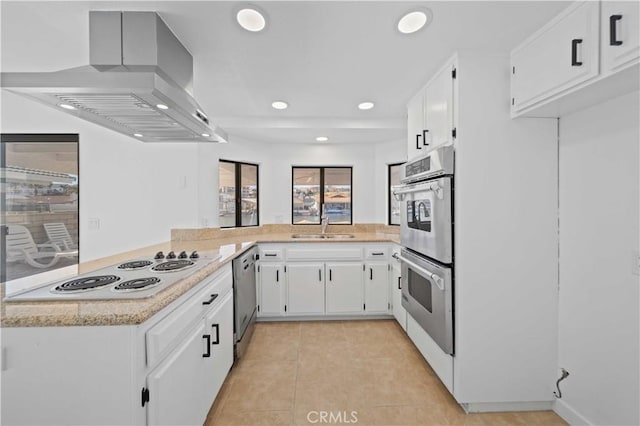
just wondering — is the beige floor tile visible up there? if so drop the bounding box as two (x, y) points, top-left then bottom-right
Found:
(213, 321), (568, 426)
(223, 377), (296, 411)
(207, 409), (293, 426)
(293, 404), (363, 426)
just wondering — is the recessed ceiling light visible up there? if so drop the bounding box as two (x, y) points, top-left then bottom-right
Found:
(316, 136), (329, 142)
(271, 101), (288, 110)
(59, 103), (75, 110)
(156, 104), (169, 110)
(358, 102), (375, 110)
(134, 133), (143, 137)
(237, 7), (266, 32)
(397, 10), (431, 34)
(201, 133), (210, 137)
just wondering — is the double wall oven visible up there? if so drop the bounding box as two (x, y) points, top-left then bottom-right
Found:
(394, 145), (454, 355)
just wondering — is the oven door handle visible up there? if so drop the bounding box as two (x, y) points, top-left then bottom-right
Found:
(397, 255), (445, 291)
(392, 182), (444, 200)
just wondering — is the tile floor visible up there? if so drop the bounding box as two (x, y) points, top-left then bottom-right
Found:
(206, 320), (567, 425)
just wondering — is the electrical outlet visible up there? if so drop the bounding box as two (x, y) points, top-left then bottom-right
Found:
(275, 215), (284, 224)
(201, 218), (210, 227)
(88, 218), (100, 231)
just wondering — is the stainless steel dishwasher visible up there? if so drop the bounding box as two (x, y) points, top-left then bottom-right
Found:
(232, 246), (258, 359)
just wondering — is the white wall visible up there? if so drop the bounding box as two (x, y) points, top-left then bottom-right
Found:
(196, 138), (406, 227)
(1, 91), (200, 262)
(556, 91), (639, 425)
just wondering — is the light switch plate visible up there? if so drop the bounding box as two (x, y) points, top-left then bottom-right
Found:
(88, 218), (100, 231)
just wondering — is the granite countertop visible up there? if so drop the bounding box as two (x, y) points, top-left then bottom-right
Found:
(1, 225), (399, 328)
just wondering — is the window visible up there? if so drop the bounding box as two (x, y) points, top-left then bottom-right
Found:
(292, 167), (352, 225)
(388, 162), (403, 226)
(218, 160), (259, 228)
(1, 134), (79, 285)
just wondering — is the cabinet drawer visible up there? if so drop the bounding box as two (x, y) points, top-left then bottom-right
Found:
(146, 266), (232, 368)
(259, 248), (283, 261)
(287, 247), (363, 261)
(365, 247), (388, 260)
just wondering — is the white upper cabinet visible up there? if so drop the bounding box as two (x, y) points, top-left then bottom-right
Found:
(407, 59), (456, 160)
(424, 65), (455, 149)
(601, 1), (640, 74)
(407, 92), (426, 160)
(511, 0), (639, 118)
(511, 1), (600, 115)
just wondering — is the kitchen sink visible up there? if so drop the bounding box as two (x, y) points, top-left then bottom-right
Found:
(291, 233), (355, 239)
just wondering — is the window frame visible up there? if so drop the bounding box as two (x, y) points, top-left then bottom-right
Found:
(291, 166), (353, 225)
(1, 133), (80, 284)
(218, 159), (260, 229)
(388, 162), (404, 226)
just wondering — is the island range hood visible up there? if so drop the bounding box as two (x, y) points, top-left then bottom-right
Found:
(1, 11), (228, 143)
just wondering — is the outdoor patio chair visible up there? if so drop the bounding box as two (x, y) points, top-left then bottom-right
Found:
(43, 222), (78, 251)
(6, 225), (78, 269)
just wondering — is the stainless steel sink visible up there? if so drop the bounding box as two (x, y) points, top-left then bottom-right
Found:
(291, 233), (355, 239)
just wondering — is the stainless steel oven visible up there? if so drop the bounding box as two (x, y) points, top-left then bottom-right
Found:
(399, 248), (453, 355)
(393, 145), (454, 265)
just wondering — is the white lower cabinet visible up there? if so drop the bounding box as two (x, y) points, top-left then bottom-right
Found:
(286, 263), (325, 315)
(257, 263), (286, 316)
(390, 264), (406, 331)
(147, 322), (207, 426)
(256, 243), (397, 318)
(0, 264), (234, 426)
(364, 262), (389, 313)
(326, 262), (364, 314)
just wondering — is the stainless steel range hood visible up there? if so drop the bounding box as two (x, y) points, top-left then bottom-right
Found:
(1, 11), (227, 143)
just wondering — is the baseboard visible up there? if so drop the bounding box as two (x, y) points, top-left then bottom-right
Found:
(553, 399), (593, 425)
(462, 401), (554, 413)
(257, 314), (394, 322)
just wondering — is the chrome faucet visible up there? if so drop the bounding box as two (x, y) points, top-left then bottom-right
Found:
(320, 204), (329, 234)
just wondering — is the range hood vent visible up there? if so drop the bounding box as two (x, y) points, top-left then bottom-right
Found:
(1, 11), (227, 143)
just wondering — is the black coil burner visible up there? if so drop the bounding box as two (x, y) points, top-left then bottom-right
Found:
(151, 260), (195, 272)
(53, 275), (120, 292)
(113, 277), (161, 292)
(117, 260), (153, 270)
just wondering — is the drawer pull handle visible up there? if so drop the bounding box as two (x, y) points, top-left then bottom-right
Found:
(371, 252), (384, 256)
(211, 324), (220, 345)
(416, 133), (422, 150)
(370, 268), (373, 280)
(264, 253), (277, 257)
(203, 335), (211, 357)
(571, 38), (583, 66)
(319, 269), (322, 281)
(202, 294), (219, 305)
(329, 269), (332, 281)
(610, 15), (623, 46)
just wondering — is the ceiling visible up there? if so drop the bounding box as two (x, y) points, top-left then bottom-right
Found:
(1, 1), (570, 145)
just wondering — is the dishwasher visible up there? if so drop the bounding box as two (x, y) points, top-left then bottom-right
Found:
(232, 246), (258, 359)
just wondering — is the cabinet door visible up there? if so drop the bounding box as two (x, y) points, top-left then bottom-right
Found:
(511, 1), (600, 113)
(147, 322), (207, 426)
(203, 292), (234, 412)
(364, 262), (389, 314)
(286, 263), (325, 315)
(601, 1), (639, 74)
(391, 266), (406, 331)
(258, 263), (285, 316)
(407, 92), (426, 160)
(424, 65), (454, 148)
(326, 262), (364, 314)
